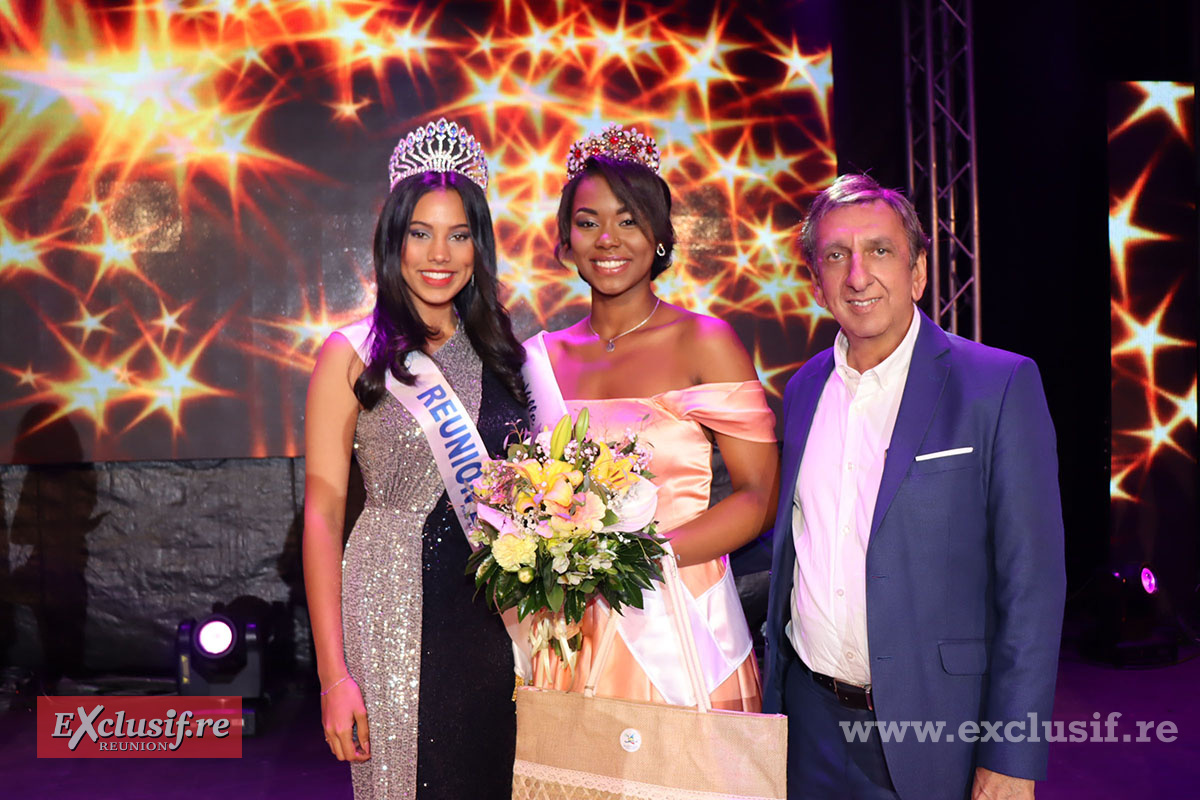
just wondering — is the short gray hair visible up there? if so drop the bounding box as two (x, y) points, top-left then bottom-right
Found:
(799, 174), (928, 270)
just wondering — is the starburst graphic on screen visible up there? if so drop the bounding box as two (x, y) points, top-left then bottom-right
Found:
(1107, 81), (1197, 503)
(0, 0), (835, 461)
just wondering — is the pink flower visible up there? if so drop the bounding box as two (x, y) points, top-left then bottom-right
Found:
(477, 502), (520, 538)
(549, 490), (606, 538)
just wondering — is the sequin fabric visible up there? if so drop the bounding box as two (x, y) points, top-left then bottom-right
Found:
(340, 327), (512, 800)
(414, 364), (526, 798)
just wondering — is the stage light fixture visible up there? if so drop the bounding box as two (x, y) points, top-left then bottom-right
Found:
(176, 613), (263, 700)
(195, 616), (236, 658)
(1138, 565), (1158, 595)
(1083, 562), (1178, 667)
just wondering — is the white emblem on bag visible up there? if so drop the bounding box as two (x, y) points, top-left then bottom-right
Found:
(620, 728), (642, 752)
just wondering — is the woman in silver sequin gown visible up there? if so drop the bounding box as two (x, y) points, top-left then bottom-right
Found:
(303, 138), (528, 799)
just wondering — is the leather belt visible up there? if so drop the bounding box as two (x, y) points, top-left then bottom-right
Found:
(807, 666), (874, 711)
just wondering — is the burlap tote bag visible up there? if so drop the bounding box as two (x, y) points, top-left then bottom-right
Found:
(512, 556), (787, 800)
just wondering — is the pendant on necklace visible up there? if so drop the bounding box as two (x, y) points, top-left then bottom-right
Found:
(605, 340), (616, 352)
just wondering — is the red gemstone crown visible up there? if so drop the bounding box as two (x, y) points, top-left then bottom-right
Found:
(389, 117), (489, 190)
(565, 123), (661, 180)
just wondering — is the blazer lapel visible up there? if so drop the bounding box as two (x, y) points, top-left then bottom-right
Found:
(779, 350), (833, 521)
(770, 350), (833, 592)
(868, 311), (951, 544)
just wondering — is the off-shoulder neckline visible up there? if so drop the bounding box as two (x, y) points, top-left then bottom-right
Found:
(530, 330), (765, 403)
(561, 380), (764, 404)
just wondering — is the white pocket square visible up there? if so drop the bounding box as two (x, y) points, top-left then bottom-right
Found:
(914, 446), (974, 462)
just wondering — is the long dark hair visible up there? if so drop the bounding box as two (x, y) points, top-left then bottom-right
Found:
(556, 156), (675, 279)
(354, 171), (526, 409)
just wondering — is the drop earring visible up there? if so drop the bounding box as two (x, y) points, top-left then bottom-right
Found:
(655, 242), (666, 257)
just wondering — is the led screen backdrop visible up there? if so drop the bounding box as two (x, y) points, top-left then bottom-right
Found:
(0, 0), (836, 463)
(1107, 81), (1198, 598)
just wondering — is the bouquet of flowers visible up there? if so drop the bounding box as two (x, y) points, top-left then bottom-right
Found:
(466, 409), (667, 671)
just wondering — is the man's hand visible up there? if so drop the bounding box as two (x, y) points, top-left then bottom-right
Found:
(972, 767), (1034, 800)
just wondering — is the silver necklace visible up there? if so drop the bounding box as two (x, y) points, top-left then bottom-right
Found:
(587, 298), (661, 352)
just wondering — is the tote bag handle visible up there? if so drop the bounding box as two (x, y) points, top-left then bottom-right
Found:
(582, 552), (712, 713)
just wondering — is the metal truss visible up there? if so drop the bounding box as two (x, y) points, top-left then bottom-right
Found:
(902, 0), (982, 341)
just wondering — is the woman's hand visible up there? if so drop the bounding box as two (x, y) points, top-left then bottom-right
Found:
(321, 675), (371, 762)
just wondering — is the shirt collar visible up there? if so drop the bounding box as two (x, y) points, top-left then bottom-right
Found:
(833, 304), (922, 391)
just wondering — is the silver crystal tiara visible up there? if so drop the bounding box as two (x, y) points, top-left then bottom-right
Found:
(388, 118), (489, 191)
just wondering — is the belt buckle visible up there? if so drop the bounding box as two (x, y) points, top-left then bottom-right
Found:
(832, 677), (874, 711)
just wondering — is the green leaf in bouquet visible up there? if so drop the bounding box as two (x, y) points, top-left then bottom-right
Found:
(601, 509), (619, 527)
(564, 589), (583, 625)
(471, 574), (488, 604)
(494, 570), (518, 607)
(545, 581), (565, 612)
(624, 588), (647, 610)
(598, 583), (620, 609)
(476, 560), (500, 590)
(484, 580), (500, 611)
(517, 591), (542, 620)
(628, 573), (654, 592)
(465, 547), (490, 575)
(507, 443), (527, 460)
(626, 563), (650, 582)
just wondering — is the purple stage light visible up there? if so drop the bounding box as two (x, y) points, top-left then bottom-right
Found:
(196, 617), (235, 658)
(1140, 567), (1158, 595)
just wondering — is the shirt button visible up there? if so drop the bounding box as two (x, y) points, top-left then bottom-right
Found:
(846, 462), (854, 471)
(836, 588), (845, 597)
(842, 525), (850, 535)
(846, 652), (855, 660)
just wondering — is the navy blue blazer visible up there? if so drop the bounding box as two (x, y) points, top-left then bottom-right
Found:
(763, 311), (1066, 800)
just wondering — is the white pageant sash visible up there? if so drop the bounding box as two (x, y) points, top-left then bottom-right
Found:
(338, 318), (486, 536)
(339, 317), (532, 680)
(521, 332), (752, 705)
(521, 331), (568, 434)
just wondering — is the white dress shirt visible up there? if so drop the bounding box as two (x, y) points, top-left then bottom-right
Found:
(787, 307), (922, 685)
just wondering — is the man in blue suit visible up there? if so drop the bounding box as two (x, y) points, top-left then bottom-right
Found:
(763, 174), (1065, 800)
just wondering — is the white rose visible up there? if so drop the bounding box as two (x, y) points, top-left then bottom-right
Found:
(601, 475), (658, 533)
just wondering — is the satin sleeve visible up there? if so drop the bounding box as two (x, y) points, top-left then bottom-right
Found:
(655, 380), (777, 443)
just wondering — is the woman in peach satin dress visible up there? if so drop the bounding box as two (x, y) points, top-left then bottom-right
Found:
(523, 125), (780, 711)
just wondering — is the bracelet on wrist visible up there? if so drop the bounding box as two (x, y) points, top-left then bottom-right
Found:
(320, 674), (351, 696)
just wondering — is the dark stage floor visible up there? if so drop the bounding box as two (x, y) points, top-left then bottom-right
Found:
(1, 648), (1197, 799)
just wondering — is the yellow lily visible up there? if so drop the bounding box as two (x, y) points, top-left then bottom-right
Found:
(543, 473), (576, 511)
(516, 458), (583, 491)
(590, 442), (637, 492)
(514, 490), (538, 515)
